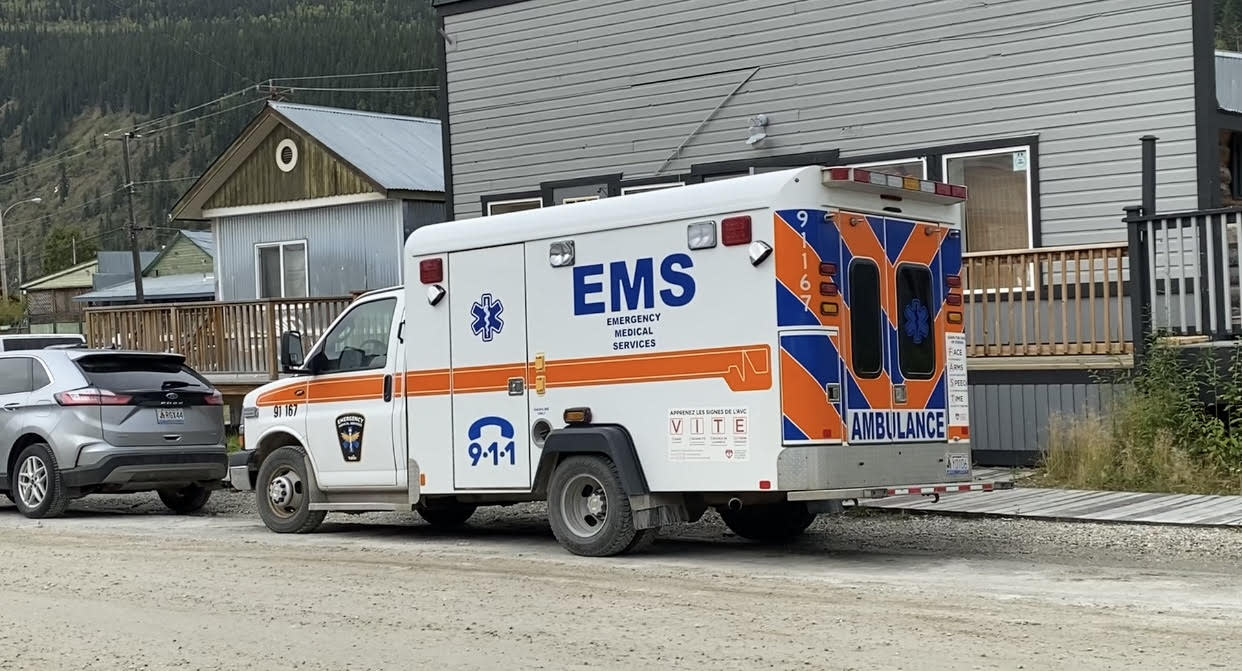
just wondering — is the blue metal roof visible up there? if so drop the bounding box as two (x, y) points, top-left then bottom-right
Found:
(181, 230), (215, 258)
(269, 102), (444, 193)
(75, 273), (216, 303)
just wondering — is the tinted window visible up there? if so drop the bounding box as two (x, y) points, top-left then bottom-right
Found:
(2, 336), (84, 351)
(76, 355), (211, 392)
(0, 358), (33, 395)
(897, 264), (936, 379)
(849, 260), (883, 378)
(312, 299), (395, 374)
(31, 360), (51, 389)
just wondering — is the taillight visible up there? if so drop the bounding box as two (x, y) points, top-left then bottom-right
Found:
(205, 391), (224, 406)
(55, 388), (132, 406)
(946, 294), (962, 306)
(721, 216), (752, 246)
(946, 275), (962, 288)
(419, 258), (443, 284)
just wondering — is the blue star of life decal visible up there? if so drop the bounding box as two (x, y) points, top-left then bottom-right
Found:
(903, 298), (930, 345)
(470, 293), (505, 342)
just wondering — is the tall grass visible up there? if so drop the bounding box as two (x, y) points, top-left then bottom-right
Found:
(1040, 343), (1242, 495)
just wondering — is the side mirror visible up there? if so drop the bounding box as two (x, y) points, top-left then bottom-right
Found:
(280, 331), (306, 373)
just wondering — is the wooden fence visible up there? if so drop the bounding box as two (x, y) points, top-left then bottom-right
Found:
(962, 243), (1132, 357)
(84, 297), (352, 378)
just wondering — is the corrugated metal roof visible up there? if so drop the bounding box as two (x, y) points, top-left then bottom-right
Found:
(270, 102), (443, 193)
(181, 230), (215, 258)
(20, 259), (98, 291)
(74, 273), (216, 303)
(1218, 50), (1242, 113)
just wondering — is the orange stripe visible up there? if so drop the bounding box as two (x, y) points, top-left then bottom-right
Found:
(779, 348), (842, 441)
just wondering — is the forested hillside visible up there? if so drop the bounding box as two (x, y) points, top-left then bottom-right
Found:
(0, 0), (436, 286)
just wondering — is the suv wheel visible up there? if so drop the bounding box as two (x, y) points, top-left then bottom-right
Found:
(158, 484), (212, 514)
(11, 443), (69, 519)
(547, 455), (655, 557)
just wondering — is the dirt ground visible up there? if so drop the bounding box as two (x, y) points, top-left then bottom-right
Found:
(0, 492), (1239, 671)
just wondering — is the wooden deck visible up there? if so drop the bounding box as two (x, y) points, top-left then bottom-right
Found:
(82, 244), (1134, 394)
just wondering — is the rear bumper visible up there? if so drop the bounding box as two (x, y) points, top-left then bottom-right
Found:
(788, 479), (1014, 502)
(777, 441), (973, 491)
(62, 447), (228, 489)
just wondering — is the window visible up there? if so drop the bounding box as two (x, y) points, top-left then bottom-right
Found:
(849, 159), (926, 179)
(31, 360), (50, 389)
(896, 264), (935, 380)
(76, 354), (211, 392)
(621, 182), (684, 195)
(310, 298), (396, 374)
(562, 196), (600, 204)
(486, 198), (542, 216)
(0, 358), (33, 395)
(944, 147), (1031, 252)
(256, 241), (308, 299)
(849, 260), (883, 379)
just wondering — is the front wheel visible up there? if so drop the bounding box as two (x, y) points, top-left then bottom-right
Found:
(255, 446), (326, 534)
(719, 502), (817, 543)
(158, 484), (212, 514)
(547, 455), (655, 557)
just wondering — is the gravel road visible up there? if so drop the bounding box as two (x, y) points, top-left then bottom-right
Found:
(0, 490), (1239, 670)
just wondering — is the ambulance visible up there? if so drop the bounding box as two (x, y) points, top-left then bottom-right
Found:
(229, 166), (1010, 557)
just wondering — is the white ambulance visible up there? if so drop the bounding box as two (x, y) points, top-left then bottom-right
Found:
(230, 166), (1010, 556)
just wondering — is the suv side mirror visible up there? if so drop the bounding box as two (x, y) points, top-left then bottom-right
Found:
(280, 331), (306, 373)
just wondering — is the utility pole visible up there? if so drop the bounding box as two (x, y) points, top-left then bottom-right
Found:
(16, 238), (22, 288)
(72, 236), (77, 265)
(121, 132), (145, 303)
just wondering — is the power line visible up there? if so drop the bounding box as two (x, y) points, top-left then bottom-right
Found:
(281, 85), (439, 93)
(7, 186), (129, 228)
(140, 98), (267, 135)
(0, 145), (108, 185)
(268, 67), (437, 82)
(132, 176), (202, 186)
(113, 86), (258, 136)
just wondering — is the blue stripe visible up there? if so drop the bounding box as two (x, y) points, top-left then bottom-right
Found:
(776, 281), (819, 327)
(781, 334), (839, 387)
(783, 416), (810, 442)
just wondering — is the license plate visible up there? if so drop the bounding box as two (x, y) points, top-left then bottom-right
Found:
(947, 453), (970, 476)
(157, 408), (185, 425)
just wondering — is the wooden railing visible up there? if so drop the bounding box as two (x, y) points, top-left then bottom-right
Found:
(962, 243), (1132, 357)
(84, 297), (353, 378)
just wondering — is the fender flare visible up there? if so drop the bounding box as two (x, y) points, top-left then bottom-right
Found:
(537, 425), (649, 496)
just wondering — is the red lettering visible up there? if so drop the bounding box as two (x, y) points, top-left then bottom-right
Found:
(670, 418), (682, 434)
(734, 417), (747, 434)
(712, 417), (724, 434)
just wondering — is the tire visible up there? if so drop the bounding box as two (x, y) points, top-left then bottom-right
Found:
(719, 502), (817, 543)
(416, 499), (477, 529)
(255, 446), (326, 534)
(10, 443), (69, 519)
(547, 455), (652, 557)
(158, 484), (212, 514)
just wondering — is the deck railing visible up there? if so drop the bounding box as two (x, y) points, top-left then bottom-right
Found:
(962, 243), (1132, 357)
(1126, 206), (1242, 352)
(84, 297), (353, 378)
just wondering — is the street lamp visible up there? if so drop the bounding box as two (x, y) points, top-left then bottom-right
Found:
(0, 196), (44, 301)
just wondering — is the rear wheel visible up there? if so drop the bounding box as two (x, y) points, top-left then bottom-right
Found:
(547, 455), (654, 557)
(256, 446), (326, 534)
(11, 443), (69, 519)
(158, 484), (212, 514)
(416, 500), (477, 529)
(719, 502), (817, 543)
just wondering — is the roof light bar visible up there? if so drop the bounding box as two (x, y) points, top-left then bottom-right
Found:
(823, 167), (968, 204)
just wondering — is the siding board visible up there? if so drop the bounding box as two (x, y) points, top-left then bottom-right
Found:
(444, 0), (1198, 247)
(215, 200), (403, 300)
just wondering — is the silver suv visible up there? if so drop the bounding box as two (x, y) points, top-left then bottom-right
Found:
(0, 350), (227, 518)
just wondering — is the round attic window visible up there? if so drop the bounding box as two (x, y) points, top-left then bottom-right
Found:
(275, 138), (299, 173)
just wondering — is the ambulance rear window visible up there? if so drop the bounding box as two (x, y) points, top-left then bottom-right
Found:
(849, 259), (883, 379)
(897, 264), (935, 379)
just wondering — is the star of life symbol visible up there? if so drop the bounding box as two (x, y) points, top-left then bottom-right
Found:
(903, 298), (930, 345)
(470, 293), (505, 342)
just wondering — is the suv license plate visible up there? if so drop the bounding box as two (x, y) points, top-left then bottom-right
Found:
(157, 408), (186, 425)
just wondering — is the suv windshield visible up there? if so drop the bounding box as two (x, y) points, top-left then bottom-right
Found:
(76, 354), (211, 392)
(3, 336), (85, 351)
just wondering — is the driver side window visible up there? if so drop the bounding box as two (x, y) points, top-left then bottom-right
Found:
(311, 298), (396, 374)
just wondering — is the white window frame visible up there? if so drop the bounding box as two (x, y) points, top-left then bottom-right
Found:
(943, 145), (1036, 296)
(848, 157), (928, 179)
(621, 182), (685, 195)
(941, 145), (1034, 251)
(254, 240), (309, 299)
(485, 197), (543, 216)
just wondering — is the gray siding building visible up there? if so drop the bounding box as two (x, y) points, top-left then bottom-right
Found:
(434, 0), (1225, 465)
(172, 102), (446, 301)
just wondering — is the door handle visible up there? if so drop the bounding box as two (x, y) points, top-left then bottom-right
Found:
(383, 375), (393, 403)
(2, 403), (19, 412)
